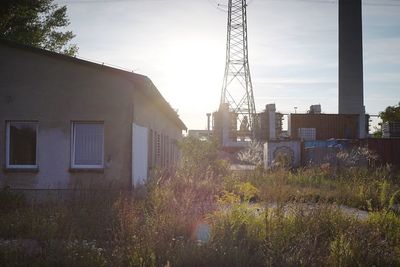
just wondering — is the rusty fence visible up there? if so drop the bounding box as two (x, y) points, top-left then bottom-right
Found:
(367, 138), (400, 167)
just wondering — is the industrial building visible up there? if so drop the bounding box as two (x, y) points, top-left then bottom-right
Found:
(210, 0), (367, 148)
(383, 122), (400, 138)
(289, 113), (360, 141)
(0, 39), (186, 191)
(203, 0), (399, 168)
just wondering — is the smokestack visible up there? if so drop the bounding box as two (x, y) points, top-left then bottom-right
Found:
(339, 0), (366, 138)
(338, 0), (364, 115)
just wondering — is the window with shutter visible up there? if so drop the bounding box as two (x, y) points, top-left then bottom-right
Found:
(71, 122), (104, 169)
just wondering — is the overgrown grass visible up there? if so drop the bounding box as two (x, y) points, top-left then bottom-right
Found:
(242, 165), (400, 211)
(0, 138), (400, 266)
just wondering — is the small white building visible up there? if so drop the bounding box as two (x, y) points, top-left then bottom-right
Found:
(0, 40), (186, 190)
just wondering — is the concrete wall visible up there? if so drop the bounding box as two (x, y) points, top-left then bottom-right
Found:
(0, 43), (183, 190)
(264, 141), (301, 169)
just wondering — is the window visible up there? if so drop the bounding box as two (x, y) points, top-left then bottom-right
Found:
(156, 132), (161, 165)
(6, 121), (38, 169)
(161, 134), (165, 167)
(165, 135), (169, 166)
(71, 122), (104, 169)
(148, 129), (153, 168)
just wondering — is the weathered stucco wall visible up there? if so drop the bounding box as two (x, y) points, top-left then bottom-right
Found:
(0, 43), (183, 190)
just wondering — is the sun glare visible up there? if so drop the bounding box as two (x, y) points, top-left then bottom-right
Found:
(158, 36), (225, 128)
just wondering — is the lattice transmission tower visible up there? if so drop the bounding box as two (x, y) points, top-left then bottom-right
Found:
(220, 0), (256, 139)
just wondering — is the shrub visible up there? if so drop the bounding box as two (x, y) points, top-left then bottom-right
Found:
(0, 240), (107, 267)
(209, 199), (266, 267)
(0, 137), (400, 266)
(264, 205), (351, 266)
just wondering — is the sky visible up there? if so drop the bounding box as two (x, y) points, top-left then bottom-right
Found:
(55, 0), (400, 130)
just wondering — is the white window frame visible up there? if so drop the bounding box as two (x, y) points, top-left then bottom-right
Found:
(71, 121), (104, 169)
(5, 121), (39, 169)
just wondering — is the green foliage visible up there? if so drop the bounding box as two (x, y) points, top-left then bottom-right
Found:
(179, 136), (216, 170)
(389, 190), (400, 213)
(0, 240), (107, 267)
(209, 197), (266, 266)
(54, 240), (107, 267)
(379, 102), (400, 123)
(329, 234), (352, 267)
(234, 182), (259, 202)
(264, 205), (350, 266)
(263, 205), (400, 267)
(327, 211), (400, 266)
(178, 136), (230, 177)
(0, 0), (78, 55)
(1, 139), (400, 266)
(244, 165), (400, 211)
(372, 126), (383, 138)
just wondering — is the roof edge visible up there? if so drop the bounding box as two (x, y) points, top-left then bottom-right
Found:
(0, 38), (187, 131)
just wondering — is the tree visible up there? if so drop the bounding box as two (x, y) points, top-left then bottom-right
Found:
(373, 102), (400, 137)
(0, 0), (77, 56)
(379, 102), (400, 123)
(372, 127), (382, 138)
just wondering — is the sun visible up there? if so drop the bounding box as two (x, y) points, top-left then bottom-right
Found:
(157, 35), (226, 128)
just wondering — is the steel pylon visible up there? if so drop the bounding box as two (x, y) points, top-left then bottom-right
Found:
(220, 0), (256, 139)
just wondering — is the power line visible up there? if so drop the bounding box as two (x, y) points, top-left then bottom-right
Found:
(206, 0), (227, 12)
(56, 0), (400, 6)
(262, 0), (400, 6)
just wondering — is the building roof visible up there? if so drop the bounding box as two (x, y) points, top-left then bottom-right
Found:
(0, 39), (187, 130)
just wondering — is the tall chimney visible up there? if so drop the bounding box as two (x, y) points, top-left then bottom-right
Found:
(339, 0), (364, 114)
(339, 0), (366, 138)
